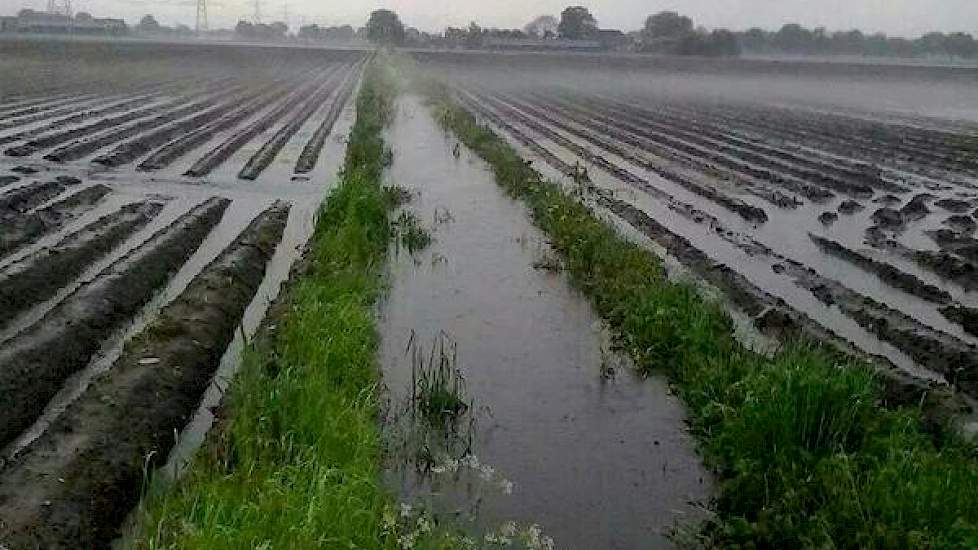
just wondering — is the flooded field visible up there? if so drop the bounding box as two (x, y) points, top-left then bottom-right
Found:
(0, 38), (364, 543)
(380, 96), (710, 548)
(414, 50), (978, 404)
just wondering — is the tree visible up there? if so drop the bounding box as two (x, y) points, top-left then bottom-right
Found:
(137, 14), (161, 33)
(643, 11), (693, 42)
(739, 27), (769, 52)
(773, 23), (815, 53)
(708, 29), (740, 56)
(365, 9), (405, 45)
(557, 6), (597, 40)
(524, 15), (558, 38)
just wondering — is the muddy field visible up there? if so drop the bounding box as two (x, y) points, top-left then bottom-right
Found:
(0, 38), (365, 544)
(413, 50), (978, 407)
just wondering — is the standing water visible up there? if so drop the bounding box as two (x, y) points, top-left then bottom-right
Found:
(379, 95), (712, 549)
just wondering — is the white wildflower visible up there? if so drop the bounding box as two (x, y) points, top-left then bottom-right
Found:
(399, 502), (413, 518)
(499, 521), (518, 537)
(416, 515), (432, 534)
(397, 533), (416, 549)
(498, 478), (514, 495)
(479, 464), (495, 480)
(462, 454), (480, 469)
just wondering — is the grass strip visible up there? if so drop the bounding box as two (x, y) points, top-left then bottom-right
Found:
(422, 80), (978, 549)
(125, 57), (455, 550)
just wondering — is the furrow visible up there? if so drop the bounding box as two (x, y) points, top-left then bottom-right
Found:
(0, 184), (110, 259)
(238, 67), (348, 180)
(0, 201), (165, 329)
(185, 68), (338, 177)
(0, 202), (289, 548)
(293, 62), (362, 174)
(0, 197), (230, 449)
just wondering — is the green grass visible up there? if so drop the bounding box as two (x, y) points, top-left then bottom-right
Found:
(409, 331), (469, 427)
(123, 57), (461, 550)
(422, 80), (978, 549)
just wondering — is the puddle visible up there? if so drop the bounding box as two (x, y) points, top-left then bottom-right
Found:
(379, 95), (711, 549)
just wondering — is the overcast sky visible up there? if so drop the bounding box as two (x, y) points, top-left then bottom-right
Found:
(6, 0), (977, 37)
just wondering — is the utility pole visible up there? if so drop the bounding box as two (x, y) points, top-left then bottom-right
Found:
(195, 0), (208, 34)
(253, 0), (262, 24)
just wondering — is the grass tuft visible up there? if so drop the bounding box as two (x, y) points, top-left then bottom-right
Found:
(409, 331), (470, 427)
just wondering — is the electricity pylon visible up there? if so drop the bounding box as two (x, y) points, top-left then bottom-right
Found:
(46, 0), (72, 17)
(195, 0), (208, 33)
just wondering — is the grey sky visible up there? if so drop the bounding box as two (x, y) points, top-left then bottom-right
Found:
(7, 0), (978, 36)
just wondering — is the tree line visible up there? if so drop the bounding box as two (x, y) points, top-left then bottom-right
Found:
(737, 24), (978, 58)
(125, 5), (978, 60)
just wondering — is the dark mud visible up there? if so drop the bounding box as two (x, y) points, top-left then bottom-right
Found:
(0, 177), (78, 215)
(0, 184), (110, 259)
(0, 175), (19, 186)
(0, 198), (229, 448)
(184, 70), (336, 177)
(238, 67), (351, 180)
(808, 234), (952, 304)
(944, 215), (977, 233)
(941, 306), (978, 337)
(42, 89), (242, 163)
(0, 202), (289, 549)
(294, 63), (361, 174)
(0, 201), (164, 328)
(91, 91), (263, 167)
(930, 229), (978, 263)
(936, 198), (974, 213)
(597, 193), (970, 430)
(0, 94), (158, 148)
(136, 89), (283, 171)
(838, 199), (865, 214)
(490, 91), (771, 222)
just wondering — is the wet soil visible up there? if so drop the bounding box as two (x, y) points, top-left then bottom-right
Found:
(0, 198), (229, 448)
(0, 200), (164, 328)
(0, 184), (110, 258)
(381, 96), (711, 549)
(0, 202), (289, 549)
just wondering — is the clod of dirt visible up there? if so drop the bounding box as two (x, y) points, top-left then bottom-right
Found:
(872, 207), (904, 229)
(873, 194), (902, 206)
(11, 165), (38, 174)
(54, 175), (81, 185)
(771, 191), (802, 208)
(941, 306), (978, 337)
(973, 208), (978, 220)
(944, 215), (977, 234)
(818, 211), (839, 225)
(935, 198), (972, 214)
(809, 234), (952, 304)
(899, 193), (933, 221)
(837, 199), (865, 215)
(0, 175), (19, 186)
(771, 263), (786, 274)
(753, 306), (797, 337)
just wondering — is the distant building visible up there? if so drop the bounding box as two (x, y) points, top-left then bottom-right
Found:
(1, 9), (127, 35)
(597, 29), (631, 51)
(0, 15), (17, 32)
(483, 37), (603, 52)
